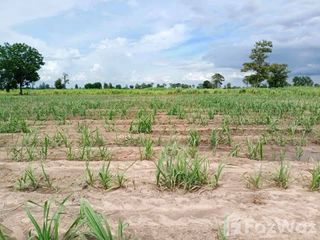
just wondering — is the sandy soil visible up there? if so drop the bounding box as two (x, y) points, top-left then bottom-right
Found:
(1, 114), (320, 239)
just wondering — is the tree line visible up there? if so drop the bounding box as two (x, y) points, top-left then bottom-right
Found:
(0, 41), (318, 94)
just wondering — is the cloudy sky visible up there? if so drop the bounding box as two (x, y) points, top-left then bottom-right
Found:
(0, 0), (319, 87)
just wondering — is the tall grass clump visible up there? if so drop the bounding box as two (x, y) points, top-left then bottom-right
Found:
(246, 137), (264, 160)
(139, 137), (153, 160)
(16, 166), (39, 191)
(129, 113), (153, 134)
(25, 197), (132, 240)
(244, 170), (263, 190)
(210, 129), (218, 150)
(310, 162), (320, 191)
(273, 161), (290, 189)
(80, 199), (129, 240)
(188, 129), (200, 147)
(156, 148), (224, 191)
(98, 161), (112, 189)
(156, 149), (209, 191)
(26, 196), (79, 240)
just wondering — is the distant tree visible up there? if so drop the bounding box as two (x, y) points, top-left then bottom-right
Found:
(202, 80), (212, 89)
(211, 73), (225, 88)
(267, 63), (290, 88)
(115, 84), (122, 89)
(0, 43), (44, 94)
(84, 82), (102, 89)
(38, 82), (50, 89)
(241, 40), (273, 87)
(129, 85), (134, 89)
(75, 84), (79, 89)
(225, 83), (232, 89)
(292, 76), (314, 86)
(55, 73), (70, 89)
(54, 79), (64, 89)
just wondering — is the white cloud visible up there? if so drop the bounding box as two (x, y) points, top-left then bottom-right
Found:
(90, 63), (102, 72)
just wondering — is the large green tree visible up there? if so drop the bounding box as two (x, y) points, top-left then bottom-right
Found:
(241, 40), (273, 87)
(211, 73), (225, 88)
(0, 43), (44, 94)
(267, 63), (290, 88)
(292, 76), (314, 86)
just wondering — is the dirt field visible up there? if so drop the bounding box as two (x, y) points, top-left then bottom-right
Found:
(1, 93), (320, 239)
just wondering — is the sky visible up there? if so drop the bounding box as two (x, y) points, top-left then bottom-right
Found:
(0, 0), (319, 87)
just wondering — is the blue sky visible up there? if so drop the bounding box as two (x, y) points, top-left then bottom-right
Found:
(0, 0), (319, 87)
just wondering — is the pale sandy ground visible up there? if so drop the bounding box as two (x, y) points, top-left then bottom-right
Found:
(1, 118), (320, 239)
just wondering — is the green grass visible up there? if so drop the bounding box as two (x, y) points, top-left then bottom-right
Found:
(98, 162), (112, 189)
(310, 162), (320, 191)
(155, 148), (223, 191)
(244, 170), (263, 190)
(16, 165), (39, 191)
(188, 129), (200, 147)
(273, 161), (290, 189)
(210, 162), (225, 188)
(25, 196), (131, 240)
(26, 195), (77, 240)
(139, 137), (153, 160)
(80, 199), (129, 240)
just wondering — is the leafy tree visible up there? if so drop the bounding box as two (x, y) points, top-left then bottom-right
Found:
(241, 40), (273, 87)
(104, 83), (113, 89)
(292, 76), (314, 86)
(225, 83), (232, 89)
(211, 73), (225, 88)
(38, 82), (50, 89)
(84, 82), (102, 89)
(202, 80), (212, 89)
(54, 73), (70, 89)
(75, 84), (79, 89)
(54, 79), (64, 89)
(0, 43), (44, 94)
(267, 63), (290, 88)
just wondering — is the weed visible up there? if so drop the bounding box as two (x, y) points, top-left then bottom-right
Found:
(310, 162), (320, 191)
(246, 138), (264, 160)
(217, 223), (228, 240)
(99, 146), (112, 161)
(16, 166), (38, 191)
(40, 162), (52, 188)
(115, 173), (127, 188)
(156, 149), (210, 191)
(210, 129), (218, 150)
(229, 144), (240, 157)
(93, 128), (105, 146)
(85, 161), (95, 186)
(80, 199), (129, 240)
(130, 114), (153, 133)
(139, 137), (153, 160)
(26, 146), (36, 161)
(40, 135), (50, 159)
(273, 161), (290, 189)
(188, 129), (200, 147)
(295, 145), (303, 161)
(98, 162), (112, 189)
(244, 170), (262, 189)
(26, 196), (79, 240)
(210, 162), (225, 188)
